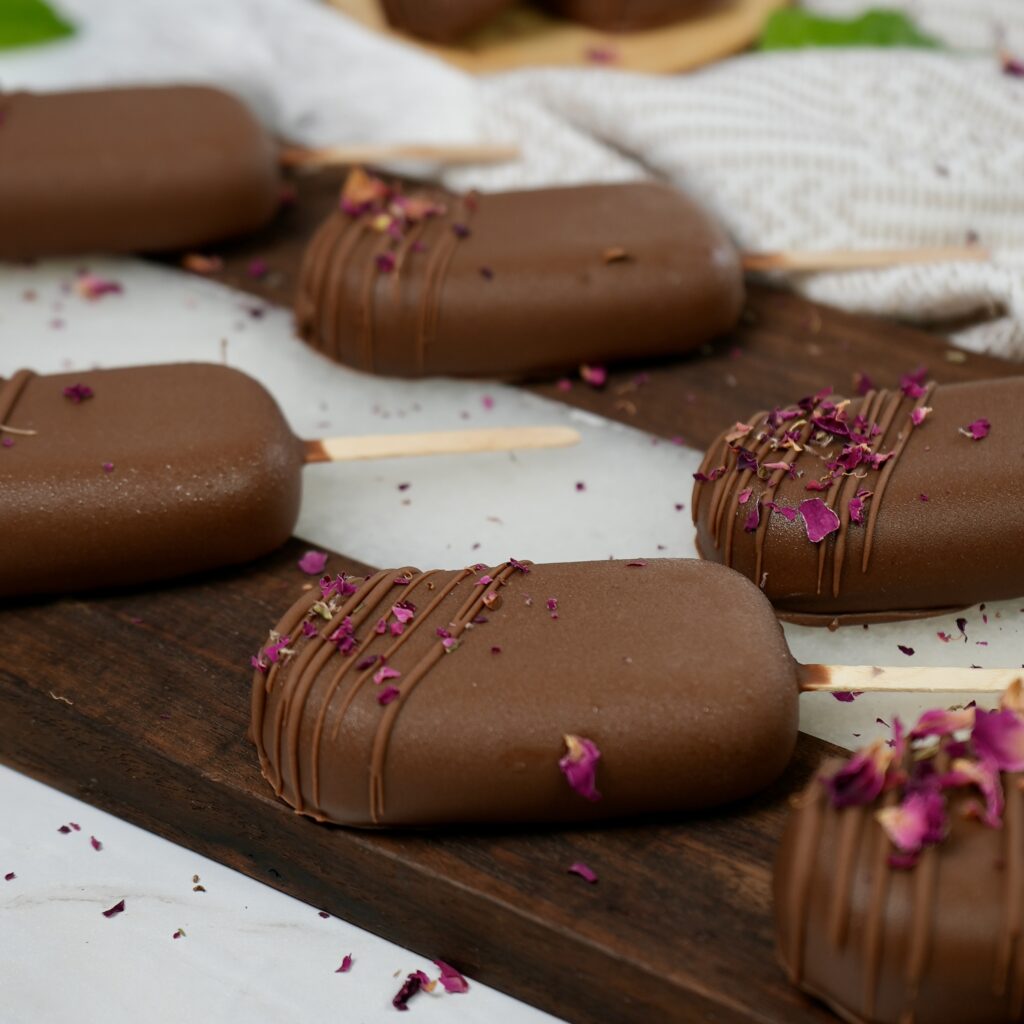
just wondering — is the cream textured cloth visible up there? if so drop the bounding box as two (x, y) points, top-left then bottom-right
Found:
(4, 0), (1024, 354)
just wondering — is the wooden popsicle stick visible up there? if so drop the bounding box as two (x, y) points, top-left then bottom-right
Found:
(280, 142), (520, 169)
(800, 664), (1022, 695)
(741, 245), (989, 274)
(303, 425), (580, 464)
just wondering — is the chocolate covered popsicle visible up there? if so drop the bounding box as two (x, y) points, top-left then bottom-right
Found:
(380, 0), (514, 42)
(775, 685), (1024, 1024)
(295, 174), (744, 379)
(545, 0), (716, 31)
(0, 86), (281, 259)
(251, 558), (801, 827)
(692, 376), (1024, 625)
(0, 364), (578, 598)
(251, 554), (1019, 827)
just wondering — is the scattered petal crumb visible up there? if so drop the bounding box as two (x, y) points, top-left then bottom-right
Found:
(172, 928), (186, 940)
(336, 954), (353, 974)
(319, 910), (330, 919)
(102, 899), (125, 919)
(832, 691), (862, 703)
(4, 872), (14, 881)
(898, 644), (915, 657)
(575, 481), (586, 492)
(298, 550), (329, 575)
(90, 836), (102, 851)
(568, 861), (598, 884)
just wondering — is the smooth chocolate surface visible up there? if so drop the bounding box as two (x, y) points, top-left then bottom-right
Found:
(380, 0), (514, 42)
(0, 364), (304, 598)
(251, 558), (800, 827)
(545, 0), (719, 31)
(692, 377), (1024, 623)
(295, 181), (743, 379)
(0, 85), (281, 259)
(775, 762), (1024, 1024)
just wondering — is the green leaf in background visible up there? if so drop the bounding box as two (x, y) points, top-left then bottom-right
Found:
(0, 0), (74, 49)
(759, 8), (941, 51)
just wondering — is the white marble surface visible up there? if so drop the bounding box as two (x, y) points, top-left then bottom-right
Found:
(1, 256), (1022, 1022)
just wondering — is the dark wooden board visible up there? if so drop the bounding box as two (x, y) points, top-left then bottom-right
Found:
(16, 168), (1010, 1023)
(176, 166), (1022, 454)
(2, 540), (840, 1024)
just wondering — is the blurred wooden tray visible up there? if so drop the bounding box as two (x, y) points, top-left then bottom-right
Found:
(328, 0), (788, 74)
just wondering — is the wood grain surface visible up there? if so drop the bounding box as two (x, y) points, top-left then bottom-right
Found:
(1, 539), (841, 1024)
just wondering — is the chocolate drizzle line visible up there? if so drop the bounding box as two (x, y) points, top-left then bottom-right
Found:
(297, 190), (476, 375)
(252, 562), (518, 825)
(694, 384), (936, 600)
(788, 765), (1024, 1022)
(0, 369), (34, 430)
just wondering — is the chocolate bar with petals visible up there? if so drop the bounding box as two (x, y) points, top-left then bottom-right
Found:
(251, 558), (798, 826)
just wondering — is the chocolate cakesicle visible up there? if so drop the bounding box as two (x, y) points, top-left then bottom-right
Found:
(0, 86), (282, 259)
(380, 0), (514, 42)
(545, 0), (717, 31)
(251, 555), (1019, 827)
(692, 376), (1024, 625)
(251, 559), (800, 827)
(0, 364), (578, 598)
(295, 174), (744, 379)
(775, 685), (1024, 1024)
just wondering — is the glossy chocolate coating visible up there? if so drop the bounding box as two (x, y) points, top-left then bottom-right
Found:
(693, 378), (1024, 624)
(380, 0), (513, 42)
(0, 364), (304, 598)
(295, 181), (743, 380)
(251, 558), (799, 827)
(0, 86), (281, 259)
(545, 0), (717, 31)
(775, 764), (1024, 1024)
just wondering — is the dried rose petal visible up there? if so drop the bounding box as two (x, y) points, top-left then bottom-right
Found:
(832, 691), (861, 703)
(75, 273), (123, 300)
(377, 686), (400, 706)
(579, 364), (607, 388)
(559, 735), (602, 802)
(247, 258), (269, 280)
(568, 861), (598, 883)
(298, 550), (329, 575)
(4, 872), (14, 881)
(102, 899), (125, 918)
(960, 418), (991, 440)
(799, 499), (840, 544)
(972, 707), (1024, 771)
(373, 665), (401, 686)
(876, 787), (947, 857)
(62, 383), (94, 404)
(899, 366), (929, 399)
(822, 741), (892, 808)
(910, 707), (975, 739)
(90, 836), (102, 851)
(942, 757), (1004, 827)
(910, 406), (932, 427)
(898, 644), (915, 657)
(393, 971), (432, 1011)
(336, 954), (353, 973)
(508, 557), (530, 574)
(434, 960), (470, 994)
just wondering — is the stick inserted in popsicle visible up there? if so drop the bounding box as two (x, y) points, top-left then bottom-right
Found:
(251, 556), (1014, 829)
